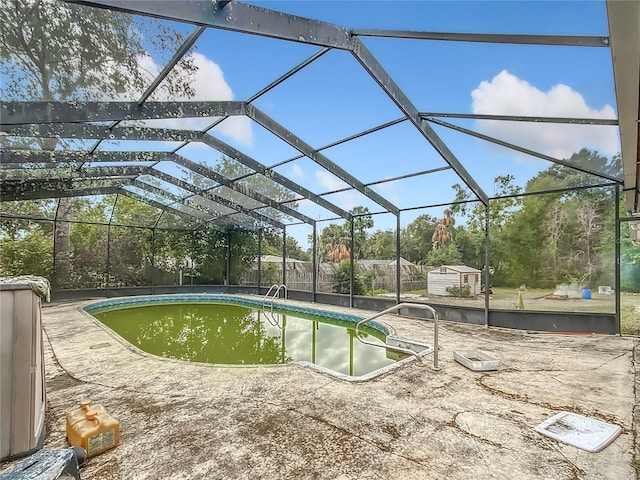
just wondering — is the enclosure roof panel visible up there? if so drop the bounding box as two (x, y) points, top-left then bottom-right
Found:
(1, 0), (633, 231)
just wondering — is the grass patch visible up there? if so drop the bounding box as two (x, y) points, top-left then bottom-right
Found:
(621, 304), (640, 336)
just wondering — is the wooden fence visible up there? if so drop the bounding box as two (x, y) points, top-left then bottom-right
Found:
(244, 261), (429, 293)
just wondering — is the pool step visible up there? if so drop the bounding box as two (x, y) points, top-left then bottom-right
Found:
(386, 336), (433, 353)
(385, 336), (434, 360)
(453, 349), (499, 371)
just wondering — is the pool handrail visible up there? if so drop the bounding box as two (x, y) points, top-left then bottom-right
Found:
(262, 284), (288, 312)
(355, 303), (439, 370)
(262, 310), (282, 328)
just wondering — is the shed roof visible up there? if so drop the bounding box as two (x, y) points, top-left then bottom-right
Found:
(435, 265), (483, 273)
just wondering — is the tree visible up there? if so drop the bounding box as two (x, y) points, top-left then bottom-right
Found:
(1, 0), (197, 287)
(546, 149), (621, 195)
(574, 200), (600, 280)
(542, 202), (569, 282)
(284, 236), (311, 261)
(316, 207), (374, 262)
(425, 242), (461, 266)
(0, 221), (53, 277)
(260, 234), (309, 261)
(400, 214), (437, 264)
(348, 206), (374, 260)
(366, 229), (396, 260)
(1, 0), (196, 102)
(335, 261), (366, 295)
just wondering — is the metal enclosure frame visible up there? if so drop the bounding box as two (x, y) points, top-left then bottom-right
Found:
(1, 0), (638, 332)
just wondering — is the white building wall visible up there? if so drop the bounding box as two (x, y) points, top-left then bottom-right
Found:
(465, 273), (481, 295)
(427, 271), (460, 296)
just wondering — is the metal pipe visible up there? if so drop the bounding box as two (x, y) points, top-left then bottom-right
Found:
(615, 185), (621, 334)
(257, 229), (262, 293)
(350, 220), (355, 308)
(396, 213), (401, 305)
(312, 222), (317, 303)
(282, 226), (287, 286)
(355, 303), (440, 370)
(484, 205), (490, 327)
(226, 231), (231, 289)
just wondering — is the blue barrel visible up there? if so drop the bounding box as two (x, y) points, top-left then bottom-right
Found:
(581, 288), (591, 299)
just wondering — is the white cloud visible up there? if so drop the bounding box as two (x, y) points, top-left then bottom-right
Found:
(186, 52), (233, 101)
(471, 70), (618, 159)
(315, 170), (349, 191)
(315, 170), (359, 210)
(291, 164), (304, 179)
(117, 52), (253, 147)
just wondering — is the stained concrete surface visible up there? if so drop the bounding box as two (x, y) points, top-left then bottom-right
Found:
(2, 296), (638, 480)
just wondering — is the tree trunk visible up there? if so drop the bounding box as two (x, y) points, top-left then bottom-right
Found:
(53, 197), (72, 288)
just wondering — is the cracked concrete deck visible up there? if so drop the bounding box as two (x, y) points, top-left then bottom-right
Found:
(2, 296), (638, 479)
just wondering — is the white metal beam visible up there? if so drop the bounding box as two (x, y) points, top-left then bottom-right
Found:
(607, 0), (640, 213)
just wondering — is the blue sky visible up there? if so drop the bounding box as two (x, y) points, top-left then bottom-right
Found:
(94, 1), (618, 247)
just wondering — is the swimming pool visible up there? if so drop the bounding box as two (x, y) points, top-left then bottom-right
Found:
(84, 295), (432, 380)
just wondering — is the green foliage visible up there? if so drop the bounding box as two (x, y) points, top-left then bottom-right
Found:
(1, 0), (198, 287)
(262, 234), (310, 261)
(426, 243), (461, 266)
(285, 236), (310, 261)
(334, 261), (366, 295)
(400, 214), (437, 263)
(261, 263), (281, 286)
(445, 284), (472, 298)
(191, 228), (258, 285)
(365, 229), (396, 260)
(349, 206), (374, 260)
(361, 271), (375, 295)
(0, 222), (53, 278)
(316, 206), (374, 261)
(0, 0), (196, 101)
(450, 150), (627, 291)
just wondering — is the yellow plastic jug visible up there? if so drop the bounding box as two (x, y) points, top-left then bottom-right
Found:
(67, 410), (120, 457)
(66, 400), (107, 431)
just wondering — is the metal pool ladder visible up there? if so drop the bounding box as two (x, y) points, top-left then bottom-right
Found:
(263, 284), (288, 312)
(355, 303), (440, 370)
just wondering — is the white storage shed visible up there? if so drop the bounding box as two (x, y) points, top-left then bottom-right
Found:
(427, 265), (482, 296)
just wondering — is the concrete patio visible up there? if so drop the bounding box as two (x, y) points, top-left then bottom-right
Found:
(3, 296), (638, 479)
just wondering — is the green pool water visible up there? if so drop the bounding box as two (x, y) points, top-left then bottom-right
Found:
(92, 303), (404, 377)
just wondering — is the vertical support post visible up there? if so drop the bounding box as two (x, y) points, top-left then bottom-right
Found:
(151, 228), (156, 294)
(257, 229), (262, 294)
(52, 199), (60, 289)
(226, 230), (231, 290)
(190, 231), (197, 291)
(106, 194), (118, 296)
(484, 204), (490, 328)
(312, 222), (317, 303)
(282, 226), (287, 286)
(615, 185), (621, 335)
(106, 223), (111, 297)
(349, 220), (355, 308)
(396, 213), (401, 305)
